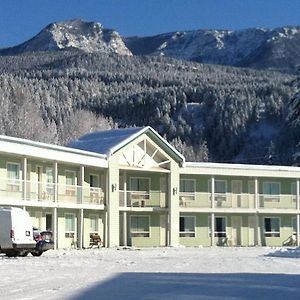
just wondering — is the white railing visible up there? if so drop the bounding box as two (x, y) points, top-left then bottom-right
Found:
(0, 178), (105, 205)
(119, 190), (166, 208)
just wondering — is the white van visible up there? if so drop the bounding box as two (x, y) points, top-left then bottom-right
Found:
(0, 207), (36, 257)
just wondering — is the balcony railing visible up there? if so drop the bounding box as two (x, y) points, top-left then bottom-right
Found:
(259, 194), (296, 209)
(0, 178), (105, 205)
(119, 190), (166, 208)
(179, 192), (211, 208)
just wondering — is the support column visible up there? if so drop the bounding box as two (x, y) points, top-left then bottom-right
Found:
(296, 179), (300, 210)
(53, 207), (57, 249)
(255, 214), (261, 246)
(123, 211), (127, 246)
(254, 178), (258, 210)
(23, 157), (27, 201)
(124, 171), (127, 207)
(297, 214), (300, 247)
(107, 157), (120, 247)
(53, 162), (58, 203)
(78, 208), (84, 249)
(80, 165), (84, 204)
(168, 161), (180, 246)
(211, 176), (215, 209)
(211, 213), (215, 246)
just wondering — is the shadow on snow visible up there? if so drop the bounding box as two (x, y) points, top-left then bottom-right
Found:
(70, 272), (300, 300)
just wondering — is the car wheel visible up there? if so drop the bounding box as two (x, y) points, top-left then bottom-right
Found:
(6, 250), (18, 257)
(31, 251), (43, 257)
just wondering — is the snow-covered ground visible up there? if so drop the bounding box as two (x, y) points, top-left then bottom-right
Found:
(1, 247), (300, 300)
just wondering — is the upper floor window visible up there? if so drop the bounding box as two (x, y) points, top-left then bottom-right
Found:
(263, 182), (280, 195)
(130, 178), (150, 192)
(7, 162), (20, 180)
(90, 174), (99, 188)
(209, 179), (227, 194)
(7, 162), (20, 192)
(180, 179), (195, 193)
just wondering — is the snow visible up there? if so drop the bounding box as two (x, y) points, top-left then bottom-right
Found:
(1, 247), (300, 299)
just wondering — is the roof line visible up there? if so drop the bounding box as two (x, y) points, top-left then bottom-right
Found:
(108, 126), (185, 163)
(0, 135), (107, 160)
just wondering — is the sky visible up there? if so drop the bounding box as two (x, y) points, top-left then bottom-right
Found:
(0, 0), (300, 48)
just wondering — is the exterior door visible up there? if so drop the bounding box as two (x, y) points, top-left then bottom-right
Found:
(46, 213), (53, 231)
(248, 216), (255, 246)
(231, 216), (242, 246)
(160, 176), (167, 208)
(36, 166), (43, 200)
(231, 180), (242, 208)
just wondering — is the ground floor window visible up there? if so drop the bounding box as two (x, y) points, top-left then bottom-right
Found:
(130, 216), (150, 237)
(292, 217), (297, 235)
(65, 213), (75, 238)
(90, 214), (99, 232)
(264, 217), (280, 237)
(179, 216), (195, 237)
(209, 216), (226, 237)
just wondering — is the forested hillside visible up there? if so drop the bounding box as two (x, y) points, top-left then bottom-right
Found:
(0, 50), (298, 164)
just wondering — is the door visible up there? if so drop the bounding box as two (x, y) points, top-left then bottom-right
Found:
(160, 176), (167, 208)
(36, 166), (43, 200)
(160, 214), (167, 246)
(231, 216), (242, 246)
(46, 213), (53, 231)
(26, 164), (31, 200)
(248, 216), (255, 246)
(231, 180), (242, 208)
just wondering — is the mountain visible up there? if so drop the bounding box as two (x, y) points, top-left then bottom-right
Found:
(0, 19), (132, 56)
(124, 27), (300, 73)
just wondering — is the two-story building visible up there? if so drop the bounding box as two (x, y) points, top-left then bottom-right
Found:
(0, 126), (299, 249)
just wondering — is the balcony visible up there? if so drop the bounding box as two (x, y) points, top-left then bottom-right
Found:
(0, 178), (105, 206)
(179, 192), (255, 209)
(259, 194), (296, 209)
(119, 190), (166, 208)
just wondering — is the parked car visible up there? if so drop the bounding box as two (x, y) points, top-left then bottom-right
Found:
(31, 227), (54, 256)
(0, 207), (36, 257)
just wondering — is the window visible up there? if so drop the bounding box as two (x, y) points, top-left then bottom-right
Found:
(130, 178), (150, 192)
(209, 216), (226, 237)
(263, 182), (280, 195)
(90, 174), (99, 188)
(7, 162), (20, 191)
(215, 180), (227, 194)
(130, 216), (150, 237)
(264, 217), (280, 237)
(90, 215), (99, 232)
(65, 213), (75, 238)
(179, 216), (195, 237)
(180, 179), (195, 193)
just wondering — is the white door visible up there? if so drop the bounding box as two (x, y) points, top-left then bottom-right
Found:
(160, 214), (167, 246)
(248, 216), (255, 246)
(231, 180), (242, 208)
(231, 216), (242, 246)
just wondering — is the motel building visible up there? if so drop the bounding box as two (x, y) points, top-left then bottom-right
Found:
(0, 126), (299, 249)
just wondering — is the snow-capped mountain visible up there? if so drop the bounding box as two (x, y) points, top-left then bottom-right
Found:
(124, 26), (300, 72)
(0, 19), (132, 56)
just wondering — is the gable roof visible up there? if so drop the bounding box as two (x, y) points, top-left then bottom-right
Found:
(68, 126), (185, 164)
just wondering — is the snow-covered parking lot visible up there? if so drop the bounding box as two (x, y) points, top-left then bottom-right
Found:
(1, 247), (300, 300)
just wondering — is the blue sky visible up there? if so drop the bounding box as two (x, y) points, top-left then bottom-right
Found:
(0, 0), (299, 47)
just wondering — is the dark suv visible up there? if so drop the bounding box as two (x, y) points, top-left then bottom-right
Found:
(32, 227), (54, 256)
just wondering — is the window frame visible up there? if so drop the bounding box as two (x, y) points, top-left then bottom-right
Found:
(264, 217), (280, 237)
(208, 216), (227, 238)
(89, 214), (99, 233)
(64, 213), (76, 238)
(129, 177), (151, 192)
(179, 216), (196, 237)
(6, 162), (21, 191)
(130, 215), (150, 238)
(263, 182), (281, 200)
(180, 179), (196, 202)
